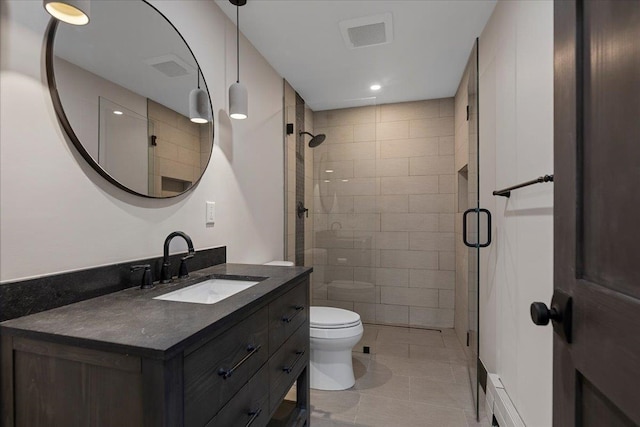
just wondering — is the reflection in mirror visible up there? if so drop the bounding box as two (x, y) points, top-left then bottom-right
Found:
(48, 1), (213, 198)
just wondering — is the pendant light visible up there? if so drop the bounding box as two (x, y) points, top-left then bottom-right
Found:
(190, 69), (210, 124)
(43, 0), (90, 26)
(229, 0), (248, 120)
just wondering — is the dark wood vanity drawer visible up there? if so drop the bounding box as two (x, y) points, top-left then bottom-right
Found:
(268, 323), (309, 413)
(268, 282), (308, 354)
(205, 363), (269, 427)
(184, 306), (269, 427)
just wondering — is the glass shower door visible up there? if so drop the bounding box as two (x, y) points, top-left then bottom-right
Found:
(467, 38), (479, 418)
(464, 38), (490, 420)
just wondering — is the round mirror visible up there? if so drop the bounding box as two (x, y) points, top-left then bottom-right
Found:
(46, 1), (213, 198)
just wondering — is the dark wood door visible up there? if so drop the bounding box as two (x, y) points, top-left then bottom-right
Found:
(553, 0), (640, 425)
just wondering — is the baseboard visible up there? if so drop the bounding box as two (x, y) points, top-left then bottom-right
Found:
(485, 373), (526, 427)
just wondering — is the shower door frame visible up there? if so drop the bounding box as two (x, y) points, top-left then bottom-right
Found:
(463, 38), (488, 421)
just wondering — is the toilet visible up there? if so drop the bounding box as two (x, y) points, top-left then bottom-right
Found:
(309, 306), (363, 390)
(264, 261), (364, 391)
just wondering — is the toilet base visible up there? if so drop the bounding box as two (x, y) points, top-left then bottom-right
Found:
(309, 334), (361, 390)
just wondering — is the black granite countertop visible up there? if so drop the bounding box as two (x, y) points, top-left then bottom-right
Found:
(0, 263), (311, 360)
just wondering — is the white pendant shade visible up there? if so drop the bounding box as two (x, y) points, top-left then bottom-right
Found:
(43, 0), (90, 26)
(229, 82), (248, 120)
(229, 1), (248, 120)
(189, 88), (210, 124)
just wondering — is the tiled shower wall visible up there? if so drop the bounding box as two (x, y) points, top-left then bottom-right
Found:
(303, 106), (314, 267)
(148, 99), (211, 197)
(312, 99), (456, 328)
(284, 80), (314, 266)
(295, 94), (305, 266)
(285, 82), (296, 263)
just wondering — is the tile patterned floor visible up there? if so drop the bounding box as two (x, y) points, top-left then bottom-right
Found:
(308, 324), (492, 427)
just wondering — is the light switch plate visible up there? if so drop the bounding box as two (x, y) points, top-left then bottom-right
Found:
(206, 201), (215, 224)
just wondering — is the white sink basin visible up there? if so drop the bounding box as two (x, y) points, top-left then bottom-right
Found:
(154, 278), (261, 305)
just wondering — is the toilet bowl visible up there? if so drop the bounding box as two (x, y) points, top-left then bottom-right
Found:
(264, 261), (363, 391)
(309, 306), (363, 390)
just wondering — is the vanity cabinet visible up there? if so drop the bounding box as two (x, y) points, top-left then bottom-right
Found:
(0, 272), (310, 427)
(184, 305), (270, 426)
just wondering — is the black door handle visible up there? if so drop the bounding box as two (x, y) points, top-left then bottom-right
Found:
(530, 302), (561, 325)
(530, 290), (572, 343)
(463, 208), (492, 248)
(297, 202), (309, 218)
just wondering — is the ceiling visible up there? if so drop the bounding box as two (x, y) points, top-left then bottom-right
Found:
(215, 0), (497, 111)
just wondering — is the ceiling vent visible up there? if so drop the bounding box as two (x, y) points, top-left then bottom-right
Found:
(144, 54), (195, 78)
(339, 13), (393, 49)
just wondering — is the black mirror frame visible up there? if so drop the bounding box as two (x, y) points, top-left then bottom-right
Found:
(44, 0), (215, 199)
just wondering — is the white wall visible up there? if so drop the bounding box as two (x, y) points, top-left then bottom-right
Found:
(478, 1), (554, 426)
(0, 1), (284, 282)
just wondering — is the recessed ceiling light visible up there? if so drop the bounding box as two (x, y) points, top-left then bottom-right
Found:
(341, 179), (349, 182)
(113, 110), (123, 115)
(325, 169), (334, 173)
(324, 180), (330, 183)
(370, 84), (381, 91)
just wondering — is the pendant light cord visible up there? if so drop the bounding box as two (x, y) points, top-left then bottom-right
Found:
(197, 68), (200, 89)
(236, 3), (240, 84)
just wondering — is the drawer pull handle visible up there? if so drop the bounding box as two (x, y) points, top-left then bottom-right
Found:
(283, 350), (306, 374)
(281, 305), (304, 323)
(218, 344), (262, 379)
(245, 408), (262, 427)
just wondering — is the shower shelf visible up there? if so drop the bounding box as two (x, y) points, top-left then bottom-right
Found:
(493, 174), (554, 198)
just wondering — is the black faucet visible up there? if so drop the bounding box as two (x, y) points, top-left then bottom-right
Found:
(160, 231), (196, 283)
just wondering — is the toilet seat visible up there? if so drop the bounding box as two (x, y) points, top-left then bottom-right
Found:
(310, 306), (361, 329)
(310, 323), (363, 340)
(310, 307), (363, 339)
(311, 320), (361, 329)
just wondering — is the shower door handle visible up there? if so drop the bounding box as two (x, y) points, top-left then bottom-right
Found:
(297, 202), (309, 219)
(463, 208), (492, 248)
